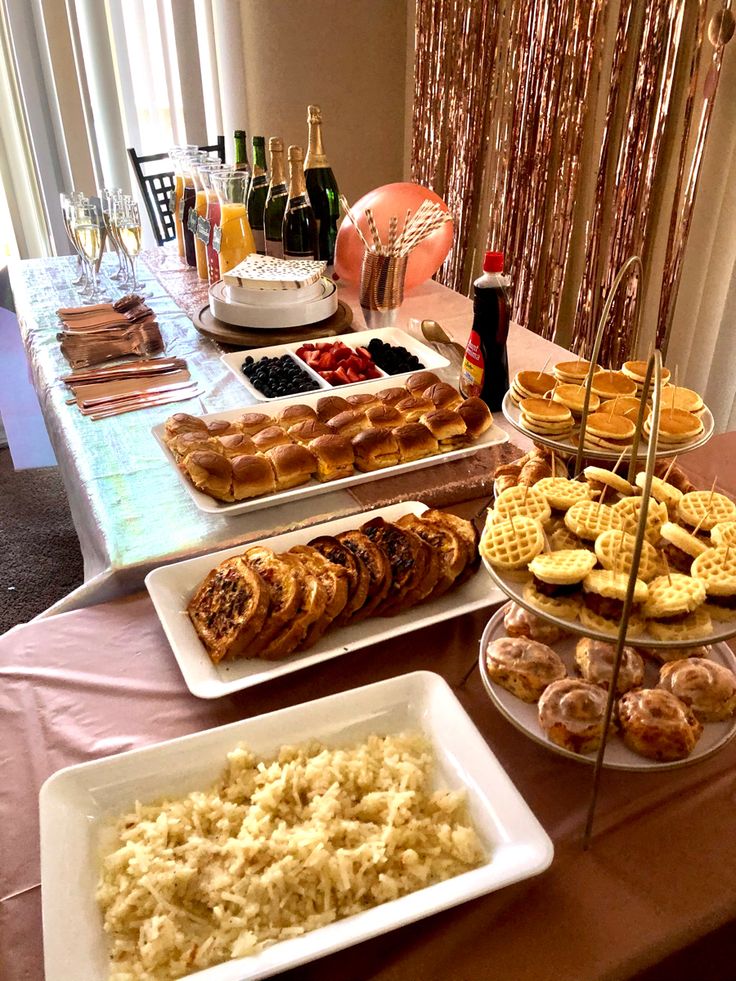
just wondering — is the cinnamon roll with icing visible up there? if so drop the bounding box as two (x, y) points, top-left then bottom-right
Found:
(503, 602), (569, 645)
(657, 658), (736, 722)
(538, 679), (614, 754)
(485, 636), (566, 703)
(574, 638), (644, 694)
(618, 689), (703, 761)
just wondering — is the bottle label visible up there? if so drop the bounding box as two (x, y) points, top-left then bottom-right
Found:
(212, 225), (222, 253)
(460, 329), (485, 398)
(187, 209), (198, 233)
(169, 190), (177, 213)
(178, 198), (185, 220)
(253, 229), (266, 255)
(266, 237), (284, 259)
(196, 216), (211, 244)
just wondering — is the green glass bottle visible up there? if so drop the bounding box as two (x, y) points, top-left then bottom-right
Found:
(282, 145), (317, 259)
(247, 135), (268, 254)
(304, 105), (340, 263)
(264, 138), (289, 259)
(233, 130), (250, 174)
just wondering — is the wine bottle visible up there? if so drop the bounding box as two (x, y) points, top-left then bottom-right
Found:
(247, 135), (269, 254)
(234, 130), (250, 174)
(282, 145), (317, 259)
(304, 105), (340, 263)
(264, 138), (289, 259)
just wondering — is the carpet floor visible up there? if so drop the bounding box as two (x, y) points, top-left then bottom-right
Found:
(0, 449), (84, 632)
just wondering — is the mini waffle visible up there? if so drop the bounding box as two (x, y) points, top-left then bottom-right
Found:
(583, 412), (635, 451)
(579, 605), (647, 639)
(678, 490), (736, 531)
(590, 370), (638, 401)
(613, 495), (668, 543)
(529, 549), (597, 585)
(583, 569), (648, 607)
(565, 500), (624, 540)
(522, 580), (582, 619)
(480, 515), (545, 571)
(691, 545), (736, 597)
(621, 360), (671, 394)
(553, 360), (601, 385)
(647, 606), (713, 641)
(642, 573), (706, 619)
(518, 397), (573, 437)
(711, 521), (736, 547)
(660, 385), (704, 414)
(600, 396), (649, 422)
(594, 529), (661, 582)
(534, 477), (592, 511)
(660, 522), (709, 574)
(583, 466), (635, 497)
(547, 521), (588, 551)
(635, 471), (682, 511)
(493, 484), (551, 523)
(551, 384), (600, 417)
(510, 370), (556, 403)
(644, 408), (703, 446)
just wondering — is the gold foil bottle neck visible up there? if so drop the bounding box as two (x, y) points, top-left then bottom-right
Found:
(305, 106), (328, 169)
(287, 146), (307, 197)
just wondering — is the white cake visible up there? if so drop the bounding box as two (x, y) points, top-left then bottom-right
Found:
(223, 254), (326, 292)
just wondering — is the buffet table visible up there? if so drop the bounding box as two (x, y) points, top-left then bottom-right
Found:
(3, 434), (736, 981)
(7, 254), (562, 614)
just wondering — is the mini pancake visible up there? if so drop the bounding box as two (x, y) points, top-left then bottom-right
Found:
(600, 396), (649, 423)
(590, 370), (638, 401)
(511, 370), (556, 401)
(553, 360), (601, 385)
(644, 407), (703, 445)
(519, 398), (572, 423)
(660, 385), (704, 414)
(583, 412), (635, 449)
(552, 384), (600, 417)
(621, 360), (672, 389)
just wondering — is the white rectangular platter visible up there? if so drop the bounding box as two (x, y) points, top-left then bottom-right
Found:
(146, 501), (506, 699)
(153, 376), (507, 516)
(40, 670), (554, 981)
(220, 327), (450, 401)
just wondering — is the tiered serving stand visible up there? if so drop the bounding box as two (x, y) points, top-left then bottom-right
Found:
(477, 258), (736, 843)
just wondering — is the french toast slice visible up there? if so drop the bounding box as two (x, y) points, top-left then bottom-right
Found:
(420, 510), (480, 581)
(241, 546), (304, 658)
(398, 512), (467, 598)
(394, 524), (442, 608)
(336, 530), (392, 621)
(288, 545), (349, 647)
(259, 554), (327, 660)
(187, 556), (270, 663)
(308, 535), (370, 624)
(360, 518), (428, 616)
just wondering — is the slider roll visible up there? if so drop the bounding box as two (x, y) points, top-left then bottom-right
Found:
(265, 443), (317, 490)
(182, 450), (234, 501)
(352, 429), (400, 471)
(308, 434), (355, 481)
(394, 422), (439, 462)
(232, 454), (276, 499)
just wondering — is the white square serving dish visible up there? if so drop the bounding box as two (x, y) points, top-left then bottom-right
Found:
(145, 500), (506, 699)
(220, 327), (450, 401)
(40, 670), (554, 981)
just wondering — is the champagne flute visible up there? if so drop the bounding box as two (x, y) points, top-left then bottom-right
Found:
(60, 192), (89, 290)
(100, 187), (126, 281)
(71, 204), (110, 302)
(116, 200), (149, 297)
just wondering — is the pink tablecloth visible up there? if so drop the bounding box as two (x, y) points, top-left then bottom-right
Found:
(3, 435), (736, 981)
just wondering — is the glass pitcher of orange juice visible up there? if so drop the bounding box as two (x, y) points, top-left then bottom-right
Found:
(210, 171), (256, 276)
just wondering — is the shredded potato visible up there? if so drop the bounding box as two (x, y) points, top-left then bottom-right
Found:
(97, 733), (484, 980)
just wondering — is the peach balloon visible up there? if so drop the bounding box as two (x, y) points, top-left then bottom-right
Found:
(334, 182), (453, 291)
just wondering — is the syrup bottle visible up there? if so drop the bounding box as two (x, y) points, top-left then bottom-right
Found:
(459, 250), (510, 410)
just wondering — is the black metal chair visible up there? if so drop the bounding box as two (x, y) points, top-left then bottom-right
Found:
(127, 136), (226, 246)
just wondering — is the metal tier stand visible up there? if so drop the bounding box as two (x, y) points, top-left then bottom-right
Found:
(479, 256), (736, 847)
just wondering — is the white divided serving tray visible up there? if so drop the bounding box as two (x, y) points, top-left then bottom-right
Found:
(221, 327), (450, 401)
(153, 377), (507, 516)
(478, 603), (736, 771)
(40, 670), (553, 981)
(146, 500), (505, 698)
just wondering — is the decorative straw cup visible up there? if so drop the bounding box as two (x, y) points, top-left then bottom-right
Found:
(359, 251), (408, 311)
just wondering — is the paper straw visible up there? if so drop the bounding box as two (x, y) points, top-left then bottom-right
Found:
(388, 215), (397, 256)
(339, 194), (372, 252)
(364, 208), (383, 253)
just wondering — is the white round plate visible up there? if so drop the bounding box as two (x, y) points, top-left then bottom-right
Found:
(478, 603), (736, 771)
(224, 277), (326, 306)
(501, 391), (715, 461)
(209, 277), (338, 329)
(481, 555), (736, 650)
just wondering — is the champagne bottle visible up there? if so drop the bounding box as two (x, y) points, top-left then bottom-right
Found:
(234, 130), (250, 173)
(247, 135), (269, 254)
(264, 138), (289, 258)
(304, 105), (340, 263)
(282, 145), (317, 259)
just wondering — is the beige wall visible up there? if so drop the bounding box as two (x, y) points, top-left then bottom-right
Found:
(239, 0), (409, 206)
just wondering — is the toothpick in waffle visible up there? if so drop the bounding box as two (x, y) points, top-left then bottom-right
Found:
(564, 500), (624, 540)
(480, 515), (545, 571)
(678, 490), (736, 532)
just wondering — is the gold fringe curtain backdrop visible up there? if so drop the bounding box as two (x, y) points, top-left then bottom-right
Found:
(411, 0), (733, 367)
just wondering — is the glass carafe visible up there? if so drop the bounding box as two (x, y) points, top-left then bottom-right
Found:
(211, 171), (256, 276)
(181, 152), (205, 268)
